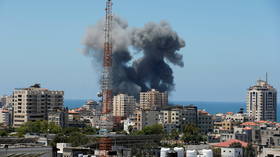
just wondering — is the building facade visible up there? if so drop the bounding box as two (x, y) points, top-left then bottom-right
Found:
(113, 94), (136, 118)
(48, 109), (68, 127)
(159, 105), (198, 132)
(140, 89), (168, 110)
(198, 110), (213, 134)
(247, 80), (277, 122)
(0, 108), (11, 126)
(134, 110), (159, 130)
(12, 84), (64, 127)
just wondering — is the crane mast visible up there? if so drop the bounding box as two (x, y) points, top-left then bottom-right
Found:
(102, 0), (113, 114)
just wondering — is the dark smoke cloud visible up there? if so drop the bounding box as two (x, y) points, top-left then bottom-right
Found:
(83, 16), (185, 98)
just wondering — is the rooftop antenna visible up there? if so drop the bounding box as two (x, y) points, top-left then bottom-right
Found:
(266, 72), (268, 83)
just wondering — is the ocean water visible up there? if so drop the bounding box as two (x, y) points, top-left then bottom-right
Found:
(64, 99), (280, 122)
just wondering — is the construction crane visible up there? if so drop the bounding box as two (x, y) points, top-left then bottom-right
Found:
(101, 0), (113, 114)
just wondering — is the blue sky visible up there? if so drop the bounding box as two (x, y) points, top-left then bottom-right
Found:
(0, 0), (279, 102)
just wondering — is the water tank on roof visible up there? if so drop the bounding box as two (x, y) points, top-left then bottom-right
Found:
(201, 149), (213, 157)
(174, 147), (184, 157)
(186, 150), (197, 157)
(161, 148), (171, 157)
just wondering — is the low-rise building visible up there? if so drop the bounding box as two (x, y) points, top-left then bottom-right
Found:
(221, 147), (243, 157)
(123, 117), (136, 133)
(259, 147), (280, 157)
(48, 109), (68, 127)
(0, 108), (11, 126)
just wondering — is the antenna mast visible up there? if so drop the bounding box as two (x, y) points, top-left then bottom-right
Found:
(266, 72), (268, 83)
(102, 0), (113, 114)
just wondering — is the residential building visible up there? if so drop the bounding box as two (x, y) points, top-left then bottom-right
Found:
(259, 126), (280, 147)
(159, 105), (197, 132)
(123, 117), (136, 133)
(221, 148), (243, 157)
(113, 94), (136, 118)
(48, 109), (68, 127)
(0, 108), (11, 126)
(134, 110), (159, 130)
(221, 120), (235, 132)
(159, 109), (181, 132)
(82, 100), (100, 111)
(181, 105), (198, 126)
(259, 147), (280, 157)
(198, 110), (213, 134)
(12, 84), (64, 127)
(247, 80), (277, 122)
(225, 113), (251, 123)
(0, 95), (13, 109)
(140, 89), (168, 110)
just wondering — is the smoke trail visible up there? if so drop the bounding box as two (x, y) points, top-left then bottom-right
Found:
(83, 16), (185, 98)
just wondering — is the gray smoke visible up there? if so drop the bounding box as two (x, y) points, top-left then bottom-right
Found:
(83, 16), (185, 98)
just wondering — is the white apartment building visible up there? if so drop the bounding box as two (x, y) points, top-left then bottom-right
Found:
(140, 89), (168, 110)
(221, 148), (243, 157)
(225, 113), (252, 123)
(12, 84), (64, 127)
(113, 94), (136, 118)
(247, 80), (277, 122)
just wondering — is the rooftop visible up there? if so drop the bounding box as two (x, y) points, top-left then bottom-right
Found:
(213, 139), (248, 148)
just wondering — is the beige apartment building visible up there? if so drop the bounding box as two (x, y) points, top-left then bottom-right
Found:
(12, 84), (64, 127)
(159, 105), (198, 132)
(113, 94), (136, 118)
(140, 89), (168, 110)
(247, 80), (277, 122)
(134, 110), (159, 130)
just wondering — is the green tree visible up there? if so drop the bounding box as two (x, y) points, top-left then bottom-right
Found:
(182, 124), (204, 144)
(128, 125), (134, 134)
(68, 132), (89, 147)
(170, 129), (180, 140)
(0, 130), (8, 137)
(213, 148), (221, 157)
(16, 120), (62, 136)
(244, 143), (256, 157)
(81, 126), (97, 135)
(48, 122), (62, 134)
(62, 127), (80, 135)
(51, 133), (68, 146)
(142, 124), (164, 135)
(229, 142), (242, 148)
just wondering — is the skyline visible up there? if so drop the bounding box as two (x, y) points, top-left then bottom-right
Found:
(0, 0), (280, 102)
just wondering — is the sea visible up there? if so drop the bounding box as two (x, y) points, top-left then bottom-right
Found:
(64, 99), (280, 122)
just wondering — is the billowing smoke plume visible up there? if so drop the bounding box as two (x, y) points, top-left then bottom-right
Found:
(83, 16), (185, 98)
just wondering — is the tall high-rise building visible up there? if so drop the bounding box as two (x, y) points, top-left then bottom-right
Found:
(12, 84), (64, 127)
(140, 89), (168, 110)
(113, 94), (136, 118)
(247, 80), (277, 122)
